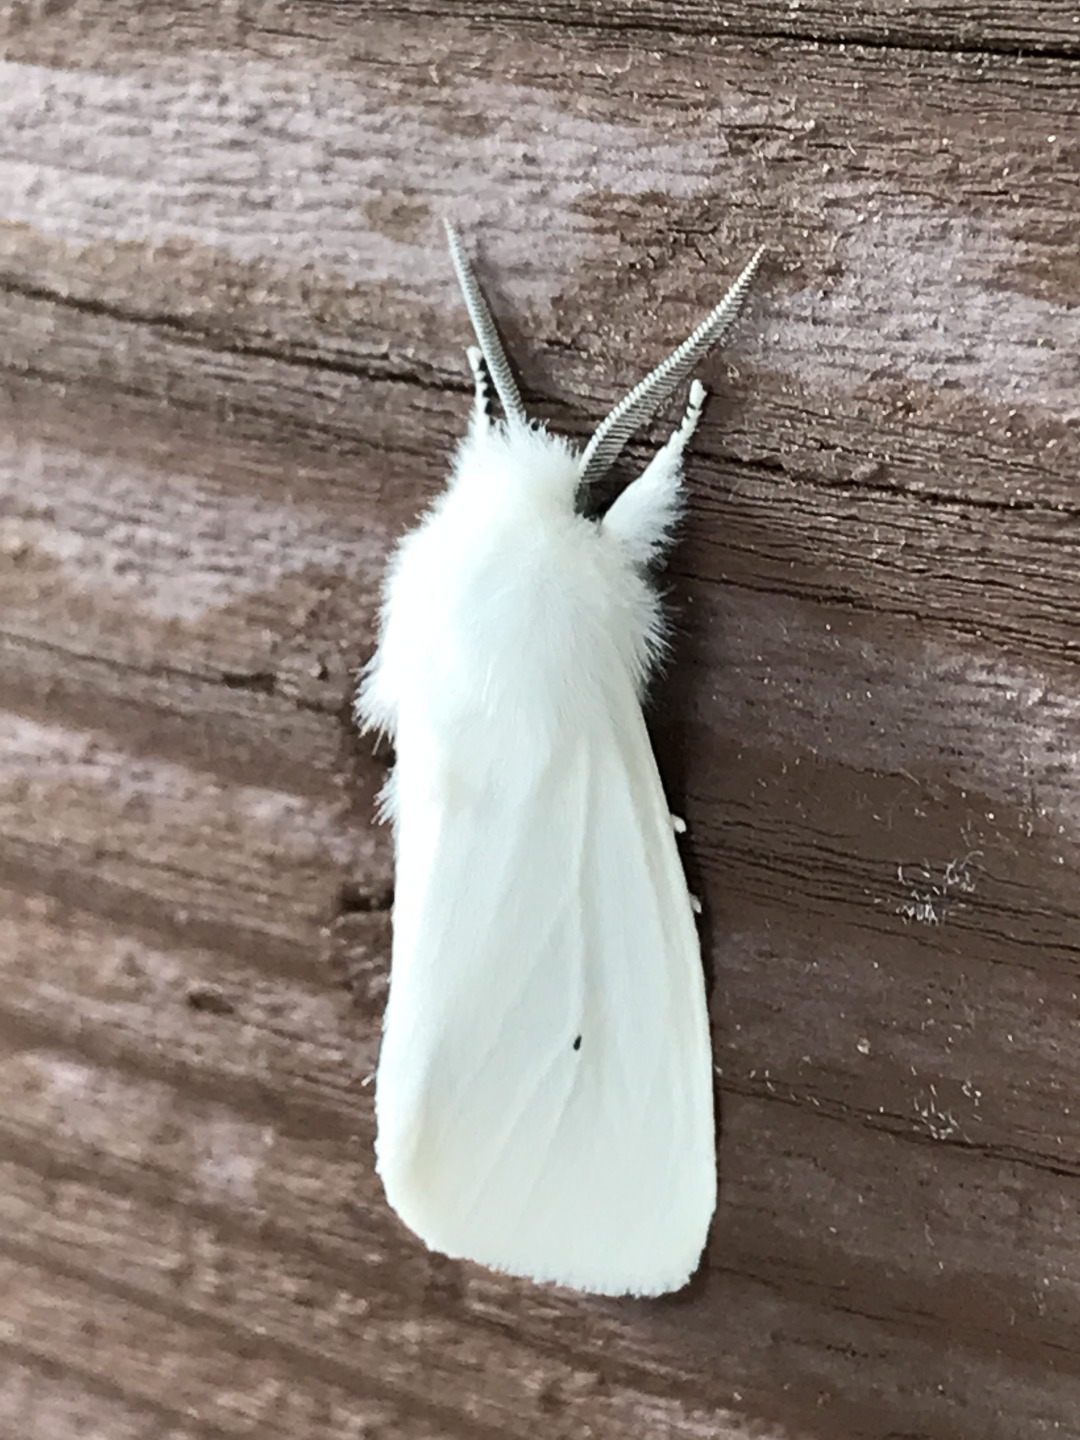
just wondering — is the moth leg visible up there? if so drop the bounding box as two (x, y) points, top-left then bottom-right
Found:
(671, 814), (687, 833)
(676, 378), (707, 442)
(600, 379), (708, 566)
(466, 344), (494, 434)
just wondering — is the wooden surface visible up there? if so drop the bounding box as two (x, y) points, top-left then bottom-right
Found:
(2, 3), (1079, 1437)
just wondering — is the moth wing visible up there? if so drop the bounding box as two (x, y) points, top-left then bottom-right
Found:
(375, 706), (715, 1297)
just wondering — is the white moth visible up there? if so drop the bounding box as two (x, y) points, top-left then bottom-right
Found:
(356, 223), (763, 1297)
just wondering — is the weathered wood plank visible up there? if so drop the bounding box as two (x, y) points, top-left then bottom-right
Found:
(4, 0), (1080, 57)
(1, 4), (1079, 1438)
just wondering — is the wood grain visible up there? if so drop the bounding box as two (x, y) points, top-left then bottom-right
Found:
(1, 4), (1079, 1438)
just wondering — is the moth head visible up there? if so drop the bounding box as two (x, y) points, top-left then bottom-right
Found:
(445, 221), (763, 487)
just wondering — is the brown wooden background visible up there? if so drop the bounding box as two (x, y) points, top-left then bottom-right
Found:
(2, 3), (1079, 1437)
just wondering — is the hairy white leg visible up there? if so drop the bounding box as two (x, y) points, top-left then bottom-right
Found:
(600, 380), (708, 566)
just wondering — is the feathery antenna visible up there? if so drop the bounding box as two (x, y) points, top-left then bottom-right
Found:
(444, 220), (526, 424)
(579, 246), (764, 486)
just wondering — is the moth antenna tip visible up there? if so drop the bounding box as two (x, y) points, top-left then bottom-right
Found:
(742, 244), (767, 282)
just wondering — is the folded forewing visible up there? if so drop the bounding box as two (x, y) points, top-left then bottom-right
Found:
(376, 703), (715, 1297)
